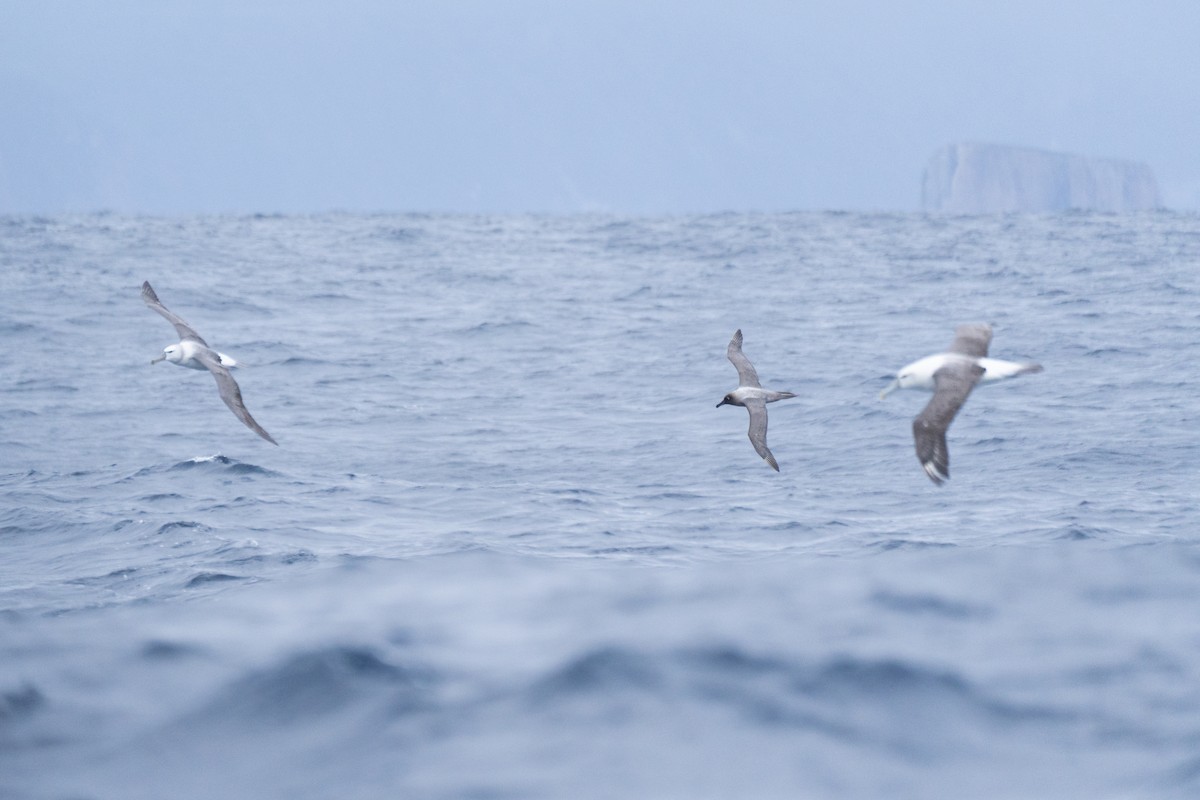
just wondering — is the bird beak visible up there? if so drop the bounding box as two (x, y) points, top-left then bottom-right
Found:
(715, 399), (727, 408)
(151, 355), (165, 364)
(879, 379), (898, 399)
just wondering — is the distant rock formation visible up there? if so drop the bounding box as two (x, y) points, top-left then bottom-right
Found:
(921, 143), (1161, 213)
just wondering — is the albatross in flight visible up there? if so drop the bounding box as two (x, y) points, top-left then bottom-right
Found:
(880, 323), (1040, 484)
(716, 329), (796, 471)
(142, 281), (277, 445)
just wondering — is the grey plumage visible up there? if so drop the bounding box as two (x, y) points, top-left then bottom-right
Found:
(142, 281), (208, 346)
(913, 360), (985, 485)
(726, 329), (762, 388)
(742, 397), (776, 470)
(717, 329), (795, 472)
(199, 350), (278, 445)
(947, 323), (992, 359)
(142, 281), (277, 445)
(883, 323), (1042, 485)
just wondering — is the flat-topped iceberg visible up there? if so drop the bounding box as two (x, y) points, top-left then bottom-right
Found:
(922, 143), (1161, 213)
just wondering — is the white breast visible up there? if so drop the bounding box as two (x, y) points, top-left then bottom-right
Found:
(898, 353), (962, 390)
(177, 340), (211, 370)
(731, 386), (770, 403)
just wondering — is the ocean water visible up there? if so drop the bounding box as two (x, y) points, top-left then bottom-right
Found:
(2, 211), (1199, 799)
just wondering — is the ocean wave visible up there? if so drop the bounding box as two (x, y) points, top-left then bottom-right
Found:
(0, 321), (37, 335)
(155, 520), (213, 536)
(5, 212), (1200, 797)
(191, 646), (426, 725)
(10, 379), (78, 393)
(0, 683), (51, 752)
(530, 646), (662, 699)
(140, 640), (207, 660)
(0, 683), (44, 722)
(374, 225), (424, 242)
(521, 643), (1063, 754)
(870, 589), (992, 619)
(124, 455), (277, 481)
(868, 538), (957, 552)
(138, 493), (185, 503)
(459, 320), (536, 335)
(184, 571), (248, 588)
(278, 355), (332, 366)
(182, 455), (277, 475)
(227, 550), (317, 566)
(137, 455), (283, 478)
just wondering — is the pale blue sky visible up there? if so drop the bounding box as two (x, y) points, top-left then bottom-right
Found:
(2, 1), (1198, 213)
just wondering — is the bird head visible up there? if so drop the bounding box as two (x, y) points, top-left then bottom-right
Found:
(879, 371), (914, 399)
(152, 344), (182, 365)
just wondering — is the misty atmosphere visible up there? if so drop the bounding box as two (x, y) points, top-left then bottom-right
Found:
(2, 1), (1198, 214)
(5, 5), (1200, 800)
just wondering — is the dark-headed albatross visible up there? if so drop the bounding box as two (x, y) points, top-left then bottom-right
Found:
(716, 329), (796, 471)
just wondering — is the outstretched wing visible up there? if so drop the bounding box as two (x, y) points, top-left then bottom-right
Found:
(744, 398), (779, 471)
(911, 360), (984, 484)
(726, 329), (762, 388)
(142, 281), (208, 345)
(946, 323), (992, 359)
(198, 351), (278, 445)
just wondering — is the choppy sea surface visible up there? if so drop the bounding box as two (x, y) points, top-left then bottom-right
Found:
(2, 211), (1199, 799)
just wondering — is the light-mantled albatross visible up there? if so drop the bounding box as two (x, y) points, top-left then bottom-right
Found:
(716, 329), (796, 471)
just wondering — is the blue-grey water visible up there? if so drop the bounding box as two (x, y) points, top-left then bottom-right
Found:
(2, 211), (1199, 799)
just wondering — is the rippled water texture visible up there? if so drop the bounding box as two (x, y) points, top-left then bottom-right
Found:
(2, 212), (1199, 798)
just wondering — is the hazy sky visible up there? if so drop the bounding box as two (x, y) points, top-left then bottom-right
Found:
(2, 1), (1198, 214)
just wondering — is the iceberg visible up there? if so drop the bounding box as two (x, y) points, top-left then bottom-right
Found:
(921, 143), (1161, 213)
